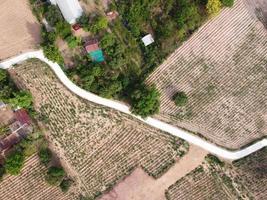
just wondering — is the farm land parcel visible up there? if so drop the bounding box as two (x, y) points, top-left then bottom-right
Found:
(0, 0), (40, 60)
(147, 0), (267, 149)
(7, 59), (188, 199)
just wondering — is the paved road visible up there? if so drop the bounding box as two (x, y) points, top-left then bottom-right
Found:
(1, 50), (266, 160)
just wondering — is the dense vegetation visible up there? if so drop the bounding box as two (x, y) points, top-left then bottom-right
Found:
(4, 149), (25, 175)
(30, 0), (234, 117)
(0, 69), (33, 111)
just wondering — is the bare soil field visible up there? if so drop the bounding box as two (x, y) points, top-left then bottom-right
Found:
(147, 0), (267, 149)
(0, 155), (78, 200)
(100, 145), (207, 200)
(0, 0), (40, 60)
(166, 148), (267, 200)
(9, 59), (189, 199)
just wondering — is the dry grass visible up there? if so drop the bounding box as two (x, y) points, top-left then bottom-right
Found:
(0, 155), (78, 200)
(9, 59), (188, 199)
(147, 0), (267, 149)
(0, 0), (40, 60)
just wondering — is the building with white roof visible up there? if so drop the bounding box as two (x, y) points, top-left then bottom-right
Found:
(50, 0), (83, 24)
(141, 34), (154, 46)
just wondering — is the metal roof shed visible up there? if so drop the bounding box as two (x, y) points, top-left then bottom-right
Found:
(50, 0), (83, 24)
(142, 34), (154, 46)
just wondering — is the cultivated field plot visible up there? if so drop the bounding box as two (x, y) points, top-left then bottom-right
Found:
(0, 0), (40, 60)
(166, 148), (267, 200)
(147, 0), (267, 149)
(9, 59), (188, 199)
(165, 155), (252, 200)
(233, 147), (267, 199)
(0, 155), (78, 200)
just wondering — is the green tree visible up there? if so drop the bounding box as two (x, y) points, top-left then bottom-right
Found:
(206, 0), (222, 16)
(60, 179), (73, 192)
(45, 166), (65, 186)
(4, 150), (25, 175)
(55, 21), (72, 39)
(38, 147), (52, 166)
(9, 91), (33, 109)
(220, 0), (234, 7)
(173, 91), (188, 107)
(45, 5), (63, 26)
(130, 85), (160, 118)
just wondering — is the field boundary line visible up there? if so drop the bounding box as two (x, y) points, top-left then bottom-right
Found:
(1, 50), (267, 160)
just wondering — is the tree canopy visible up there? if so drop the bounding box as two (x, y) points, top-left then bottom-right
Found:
(4, 150), (25, 175)
(38, 147), (52, 166)
(173, 91), (188, 107)
(130, 85), (160, 118)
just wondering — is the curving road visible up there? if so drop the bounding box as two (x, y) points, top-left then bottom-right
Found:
(1, 50), (266, 160)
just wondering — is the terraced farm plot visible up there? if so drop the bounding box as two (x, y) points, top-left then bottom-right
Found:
(165, 155), (252, 200)
(233, 147), (267, 199)
(0, 155), (78, 200)
(9, 59), (188, 199)
(147, 0), (267, 149)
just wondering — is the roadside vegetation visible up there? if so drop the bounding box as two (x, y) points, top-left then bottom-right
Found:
(29, 0), (234, 118)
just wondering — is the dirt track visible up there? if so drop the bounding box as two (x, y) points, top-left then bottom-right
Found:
(0, 0), (40, 60)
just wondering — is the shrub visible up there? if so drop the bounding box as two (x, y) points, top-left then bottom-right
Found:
(220, 0), (234, 7)
(4, 150), (25, 175)
(45, 166), (65, 186)
(206, 0), (222, 16)
(60, 179), (73, 192)
(38, 147), (52, 166)
(130, 85), (160, 118)
(173, 91), (188, 107)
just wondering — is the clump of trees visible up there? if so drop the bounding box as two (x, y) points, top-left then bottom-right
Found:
(173, 91), (188, 107)
(130, 85), (160, 118)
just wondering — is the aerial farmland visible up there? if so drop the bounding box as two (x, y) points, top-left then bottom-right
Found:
(8, 59), (189, 199)
(147, 0), (267, 149)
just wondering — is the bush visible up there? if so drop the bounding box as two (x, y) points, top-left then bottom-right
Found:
(206, 0), (222, 16)
(56, 21), (72, 39)
(45, 166), (65, 186)
(4, 150), (25, 175)
(220, 0), (234, 7)
(60, 179), (73, 192)
(130, 85), (160, 118)
(38, 147), (52, 166)
(173, 91), (188, 107)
